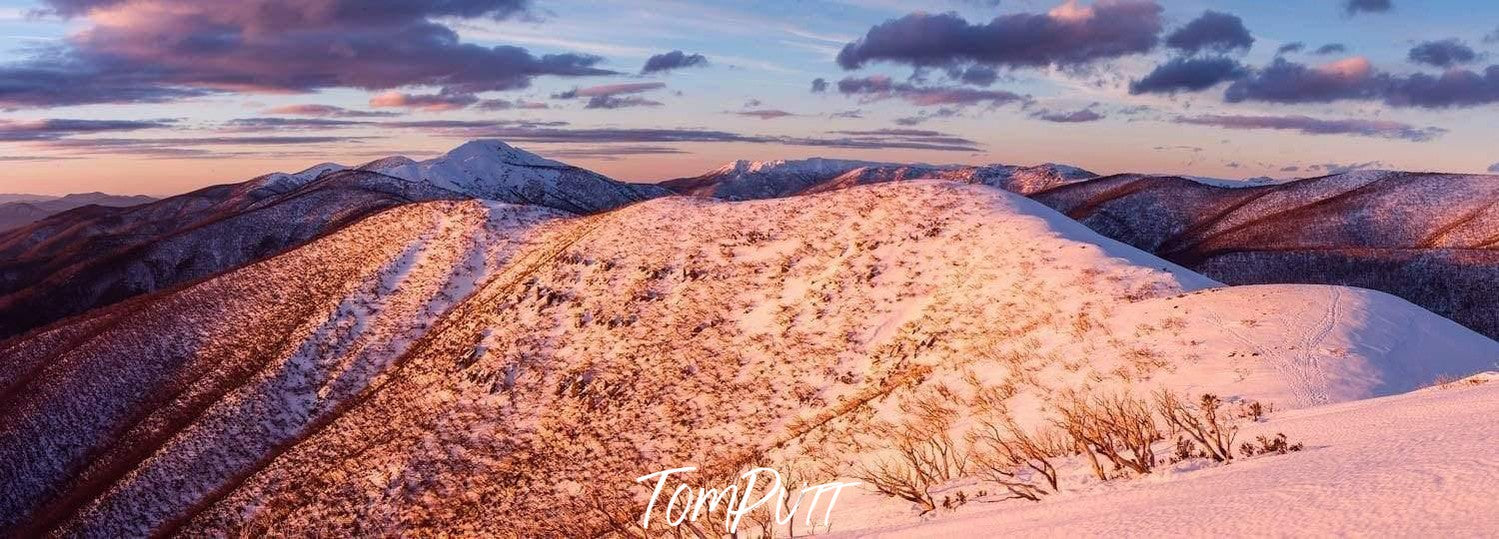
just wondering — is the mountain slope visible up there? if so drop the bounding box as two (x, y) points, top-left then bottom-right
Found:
(2, 181), (1491, 536)
(0, 200), (568, 536)
(1032, 170), (1499, 339)
(0, 169), (465, 338)
(0, 141), (664, 339)
(366, 139), (669, 213)
(0, 192), (156, 231)
(662, 159), (1097, 200)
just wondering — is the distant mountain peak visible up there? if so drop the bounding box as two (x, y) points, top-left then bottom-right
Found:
(709, 157), (890, 177)
(445, 139), (566, 168)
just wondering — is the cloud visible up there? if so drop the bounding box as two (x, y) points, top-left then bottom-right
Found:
(956, 65), (998, 86)
(1129, 56), (1247, 94)
(835, 75), (1027, 107)
(32, 134), (369, 158)
(1224, 57), (1499, 108)
(836, 2), (1163, 70)
(1313, 43), (1348, 55)
(1308, 161), (1385, 174)
(476, 98), (548, 110)
(1486, 27), (1499, 44)
(1165, 10), (1254, 54)
(553, 82), (666, 99)
(222, 117), (371, 130)
(1223, 57), (1382, 103)
(0, 0), (611, 109)
(0, 118), (175, 141)
(539, 145), (688, 160)
(1489, 162), (1499, 173)
(1277, 42), (1305, 55)
(1344, 0), (1392, 15)
(1408, 39), (1477, 67)
(424, 126), (983, 152)
(811, 78), (829, 93)
(641, 50), (708, 74)
(1174, 113), (1445, 141)
(735, 110), (796, 120)
(383, 119), (568, 129)
(1031, 107), (1105, 123)
(0, 156), (82, 161)
(584, 96), (663, 109)
(895, 107), (962, 125)
(369, 91), (480, 111)
(263, 104), (399, 117)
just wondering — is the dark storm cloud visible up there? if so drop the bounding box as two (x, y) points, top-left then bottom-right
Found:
(1129, 56), (1247, 94)
(640, 50), (708, 74)
(1165, 11), (1254, 54)
(0, 0), (611, 109)
(811, 78), (829, 93)
(1408, 39), (1478, 67)
(836, 75), (1027, 107)
(1344, 0), (1392, 15)
(1174, 114), (1445, 141)
(835, 2), (1163, 70)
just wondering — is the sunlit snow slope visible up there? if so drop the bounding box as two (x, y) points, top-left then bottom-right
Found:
(0, 181), (1492, 537)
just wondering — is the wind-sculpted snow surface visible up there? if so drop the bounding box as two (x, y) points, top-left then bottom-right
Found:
(5, 181), (1488, 536)
(1034, 170), (1499, 339)
(837, 376), (1499, 537)
(0, 200), (567, 536)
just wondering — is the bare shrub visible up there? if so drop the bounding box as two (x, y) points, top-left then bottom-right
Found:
(1234, 399), (1272, 422)
(1155, 391), (1238, 463)
(850, 397), (968, 514)
(1054, 391), (1160, 477)
(1239, 433), (1304, 458)
(968, 414), (1067, 501)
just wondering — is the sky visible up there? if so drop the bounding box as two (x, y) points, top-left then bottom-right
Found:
(1, 0), (1498, 196)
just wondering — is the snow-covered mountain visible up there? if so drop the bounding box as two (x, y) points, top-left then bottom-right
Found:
(660, 157), (895, 199)
(363, 139), (669, 213)
(1034, 170), (1499, 339)
(0, 141), (662, 338)
(2, 180), (1491, 536)
(662, 158), (1097, 200)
